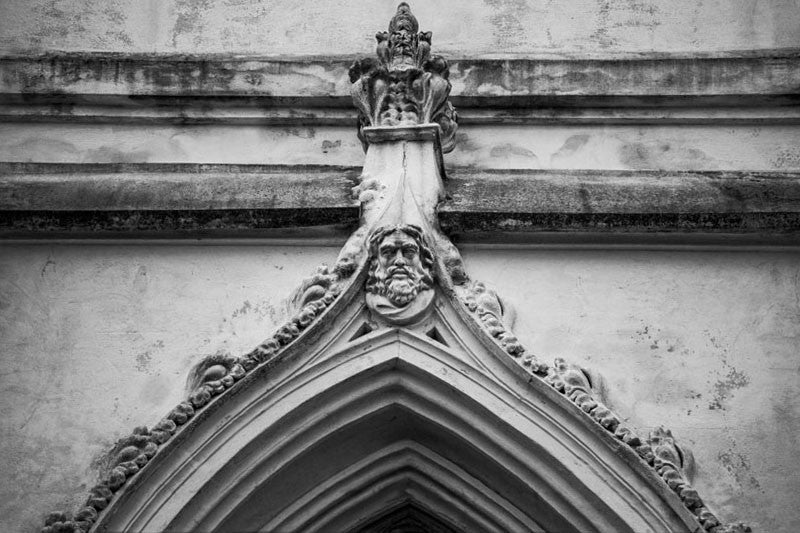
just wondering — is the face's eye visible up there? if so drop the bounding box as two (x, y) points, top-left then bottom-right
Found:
(402, 245), (418, 257)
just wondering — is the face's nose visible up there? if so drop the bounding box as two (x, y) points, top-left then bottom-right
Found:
(393, 249), (407, 266)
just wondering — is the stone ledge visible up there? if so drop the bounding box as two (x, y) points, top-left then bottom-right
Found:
(3, 103), (798, 126)
(2, 163), (799, 238)
(442, 168), (800, 214)
(2, 53), (798, 107)
(0, 163), (360, 210)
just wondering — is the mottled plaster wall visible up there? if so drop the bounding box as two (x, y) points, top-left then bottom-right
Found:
(0, 0), (798, 56)
(0, 244), (798, 531)
(2, 123), (799, 171)
(0, 243), (340, 533)
(464, 247), (800, 533)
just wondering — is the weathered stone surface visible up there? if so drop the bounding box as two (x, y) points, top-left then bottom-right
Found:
(2, 163), (799, 238)
(443, 169), (800, 215)
(2, 121), (797, 172)
(440, 168), (800, 237)
(3, 102), (800, 127)
(2, 54), (798, 105)
(1, 1), (798, 58)
(0, 163), (359, 211)
(447, 125), (800, 171)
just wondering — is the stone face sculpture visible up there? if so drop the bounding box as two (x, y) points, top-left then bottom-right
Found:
(349, 2), (458, 152)
(365, 224), (435, 324)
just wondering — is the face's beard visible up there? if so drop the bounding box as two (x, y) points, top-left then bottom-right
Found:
(385, 276), (419, 306)
(375, 264), (429, 307)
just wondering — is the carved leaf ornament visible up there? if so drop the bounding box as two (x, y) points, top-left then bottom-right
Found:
(42, 4), (751, 533)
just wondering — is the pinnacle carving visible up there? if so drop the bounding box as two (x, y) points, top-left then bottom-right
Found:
(349, 3), (458, 152)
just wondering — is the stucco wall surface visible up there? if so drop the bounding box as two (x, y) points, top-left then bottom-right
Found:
(0, 242), (339, 533)
(463, 246), (800, 533)
(0, 243), (798, 531)
(0, 0), (798, 57)
(2, 123), (799, 172)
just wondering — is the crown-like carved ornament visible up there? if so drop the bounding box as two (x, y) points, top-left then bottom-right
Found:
(349, 2), (458, 152)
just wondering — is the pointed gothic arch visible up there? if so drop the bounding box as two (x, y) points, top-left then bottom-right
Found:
(90, 290), (701, 533)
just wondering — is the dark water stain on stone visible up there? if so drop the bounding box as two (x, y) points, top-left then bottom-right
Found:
(40, 257), (56, 278)
(322, 139), (342, 153)
(133, 265), (148, 293)
(172, 0), (213, 47)
(454, 131), (481, 153)
(618, 142), (653, 168)
(708, 368), (750, 410)
(552, 134), (590, 161)
(490, 143), (538, 161)
(134, 340), (164, 374)
(619, 141), (717, 170)
(591, 0), (616, 48)
(135, 350), (152, 373)
(101, 5), (134, 47)
(232, 300), (252, 318)
(7, 137), (79, 159)
(484, 0), (530, 49)
(34, 0), (88, 41)
(717, 449), (761, 490)
(772, 148), (800, 169)
(83, 146), (152, 164)
(284, 127), (317, 139)
(771, 390), (800, 449)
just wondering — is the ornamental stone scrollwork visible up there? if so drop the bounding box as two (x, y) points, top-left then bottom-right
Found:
(349, 2), (458, 152)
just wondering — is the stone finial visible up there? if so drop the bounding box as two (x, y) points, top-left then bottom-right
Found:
(349, 3), (458, 152)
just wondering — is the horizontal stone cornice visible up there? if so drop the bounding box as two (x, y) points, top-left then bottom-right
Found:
(2, 103), (799, 126)
(2, 163), (799, 241)
(3, 53), (798, 127)
(0, 163), (360, 210)
(2, 52), (798, 106)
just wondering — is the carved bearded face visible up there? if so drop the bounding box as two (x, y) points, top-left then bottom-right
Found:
(367, 226), (434, 307)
